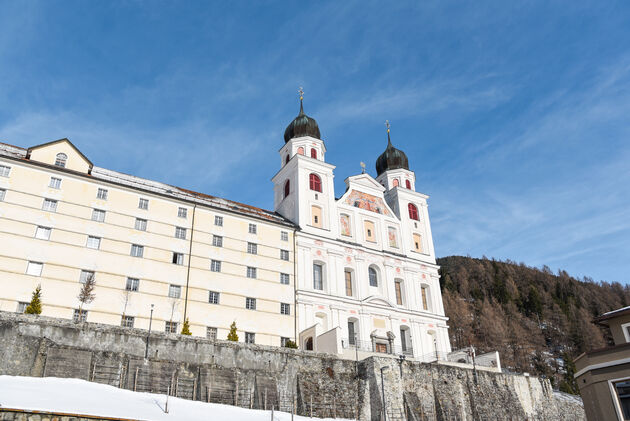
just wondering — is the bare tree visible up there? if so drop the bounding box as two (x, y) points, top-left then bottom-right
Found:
(121, 289), (131, 319)
(77, 273), (96, 321)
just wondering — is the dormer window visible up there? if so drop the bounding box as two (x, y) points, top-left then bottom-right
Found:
(55, 153), (67, 168)
(408, 203), (419, 220)
(309, 173), (322, 192)
(310, 148), (317, 159)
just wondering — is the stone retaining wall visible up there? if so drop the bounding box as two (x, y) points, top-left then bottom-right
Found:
(0, 408), (141, 421)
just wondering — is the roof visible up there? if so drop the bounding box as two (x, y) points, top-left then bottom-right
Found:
(594, 305), (630, 324)
(0, 140), (294, 227)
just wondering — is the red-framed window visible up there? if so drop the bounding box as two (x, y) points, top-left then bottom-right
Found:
(309, 173), (322, 192)
(408, 203), (419, 220)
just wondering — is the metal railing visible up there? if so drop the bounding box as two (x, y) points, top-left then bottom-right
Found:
(342, 338), (414, 357)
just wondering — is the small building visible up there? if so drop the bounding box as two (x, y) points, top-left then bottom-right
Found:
(575, 306), (630, 421)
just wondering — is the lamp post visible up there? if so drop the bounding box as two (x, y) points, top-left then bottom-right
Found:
(145, 304), (154, 359)
(380, 366), (389, 421)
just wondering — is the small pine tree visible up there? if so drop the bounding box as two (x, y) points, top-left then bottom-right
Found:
(77, 274), (96, 321)
(227, 321), (238, 341)
(284, 339), (298, 349)
(181, 318), (192, 335)
(25, 284), (42, 315)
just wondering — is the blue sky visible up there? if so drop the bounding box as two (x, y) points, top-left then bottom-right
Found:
(1, 1), (629, 285)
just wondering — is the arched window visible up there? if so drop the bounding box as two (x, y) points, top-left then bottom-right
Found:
(55, 153), (67, 168)
(392, 178), (399, 187)
(305, 337), (313, 351)
(284, 180), (290, 198)
(285, 155), (290, 165)
(297, 147), (304, 155)
(408, 203), (419, 220)
(405, 180), (411, 189)
(368, 266), (378, 287)
(309, 173), (322, 192)
(310, 148), (317, 159)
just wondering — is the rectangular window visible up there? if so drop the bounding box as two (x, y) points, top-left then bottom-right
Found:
(613, 379), (630, 420)
(281, 231), (288, 241)
(246, 267), (257, 279)
(42, 198), (58, 212)
(209, 291), (220, 304)
(248, 223), (257, 234)
(345, 270), (353, 296)
(168, 285), (181, 299)
(97, 188), (108, 200)
(16, 302), (28, 313)
(421, 286), (429, 311)
(313, 263), (323, 290)
(177, 207), (187, 218)
(138, 198), (149, 210)
(86, 236), (101, 249)
(35, 226), (51, 240)
(135, 218), (147, 231)
(175, 226), (186, 239)
(281, 337), (290, 347)
(126, 277), (139, 292)
(280, 273), (290, 285)
(214, 215), (223, 226)
(0, 188), (5, 201)
(49, 177), (62, 189)
(130, 244), (144, 257)
(280, 250), (289, 261)
(246, 297), (256, 310)
(395, 281), (403, 305)
(26, 261), (43, 276)
(247, 242), (257, 254)
(348, 321), (356, 345)
(281, 303), (290, 315)
(212, 235), (223, 247)
(0, 165), (11, 177)
(245, 332), (255, 344)
(206, 327), (217, 340)
(91, 209), (106, 222)
(121, 316), (134, 328)
(79, 270), (94, 284)
(172, 252), (184, 265)
(165, 321), (178, 334)
(364, 220), (376, 242)
(413, 233), (423, 253)
(73, 309), (87, 323)
(210, 260), (221, 272)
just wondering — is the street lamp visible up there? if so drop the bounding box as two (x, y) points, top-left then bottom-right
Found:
(145, 304), (154, 359)
(380, 366), (390, 421)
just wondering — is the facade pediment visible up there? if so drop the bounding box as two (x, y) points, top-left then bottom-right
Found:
(362, 295), (396, 308)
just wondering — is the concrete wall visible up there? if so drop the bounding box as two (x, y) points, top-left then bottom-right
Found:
(0, 312), (585, 421)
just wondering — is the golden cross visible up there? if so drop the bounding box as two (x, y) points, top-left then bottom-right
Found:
(299, 87), (304, 101)
(385, 120), (390, 133)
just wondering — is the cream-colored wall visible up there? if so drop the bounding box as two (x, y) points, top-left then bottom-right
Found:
(28, 140), (91, 174)
(0, 154), (295, 347)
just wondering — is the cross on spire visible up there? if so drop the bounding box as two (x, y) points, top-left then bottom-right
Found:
(385, 120), (390, 133)
(299, 86), (304, 101)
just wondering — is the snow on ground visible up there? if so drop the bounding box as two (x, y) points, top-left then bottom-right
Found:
(0, 376), (349, 421)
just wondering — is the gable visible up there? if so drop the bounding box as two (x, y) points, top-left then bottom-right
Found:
(27, 138), (93, 174)
(343, 189), (393, 217)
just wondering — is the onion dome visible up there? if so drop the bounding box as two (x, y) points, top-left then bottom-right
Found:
(375, 125), (409, 176)
(284, 98), (321, 143)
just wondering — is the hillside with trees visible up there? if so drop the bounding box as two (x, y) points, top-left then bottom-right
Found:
(438, 255), (630, 393)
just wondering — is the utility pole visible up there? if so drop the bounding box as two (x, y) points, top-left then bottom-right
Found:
(145, 304), (154, 359)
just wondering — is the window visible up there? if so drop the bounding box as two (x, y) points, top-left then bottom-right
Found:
(413, 233), (423, 253)
(408, 203), (419, 220)
(345, 270), (353, 296)
(280, 250), (289, 261)
(297, 146), (304, 155)
(178, 207), (187, 218)
(245, 332), (255, 344)
(405, 180), (411, 189)
(309, 173), (322, 192)
(91, 209), (106, 222)
(121, 316), (134, 328)
(421, 286), (429, 311)
(285, 154), (290, 165)
(281, 337), (290, 347)
(368, 267), (378, 287)
(54, 153), (67, 168)
(392, 178), (399, 187)
(165, 321), (178, 334)
(247, 242), (257, 254)
(284, 180), (290, 198)
(97, 188), (108, 200)
(212, 235), (223, 247)
(73, 309), (87, 323)
(0, 188), (5, 201)
(395, 280), (403, 305)
(209, 291), (220, 304)
(313, 263), (323, 290)
(79, 270), (94, 284)
(613, 379), (630, 420)
(16, 302), (28, 313)
(168, 285), (181, 298)
(134, 218), (147, 231)
(42, 198), (58, 212)
(388, 227), (398, 248)
(281, 231), (288, 241)
(172, 252), (184, 265)
(210, 260), (221, 272)
(280, 273), (290, 284)
(126, 277), (139, 292)
(364, 220), (376, 242)
(138, 198), (149, 210)
(340, 214), (351, 236)
(246, 297), (256, 310)
(0, 165), (11, 177)
(86, 236), (101, 249)
(248, 223), (257, 234)
(310, 148), (317, 159)
(311, 206), (322, 228)
(214, 215), (223, 226)
(49, 177), (62, 189)
(175, 227), (187, 239)
(35, 226), (51, 240)
(247, 267), (257, 278)
(207, 327), (217, 340)
(281, 303), (290, 315)
(348, 320), (357, 345)
(26, 261), (43, 276)
(130, 244), (144, 257)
